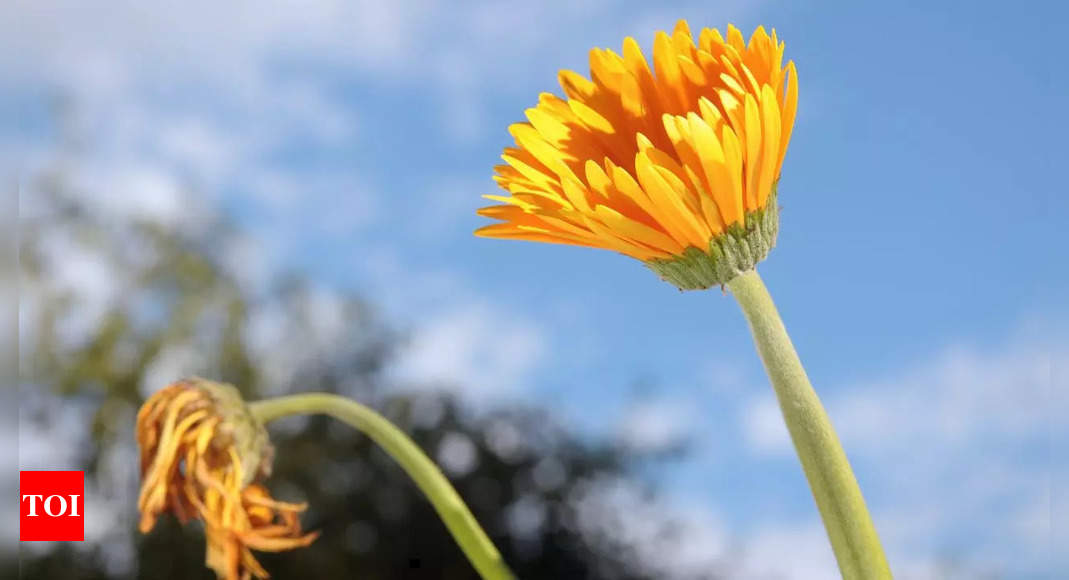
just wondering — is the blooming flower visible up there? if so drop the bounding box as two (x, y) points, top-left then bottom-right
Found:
(476, 21), (797, 289)
(137, 379), (317, 580)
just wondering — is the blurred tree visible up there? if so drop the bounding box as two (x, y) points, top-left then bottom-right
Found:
(15, 117), (719, 580)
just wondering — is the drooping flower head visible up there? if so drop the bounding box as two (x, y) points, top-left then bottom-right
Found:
(476, 21), (797, 289)
(137, 378), (317, 580)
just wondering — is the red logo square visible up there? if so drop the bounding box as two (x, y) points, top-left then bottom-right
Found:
(20, 471), (84, 541)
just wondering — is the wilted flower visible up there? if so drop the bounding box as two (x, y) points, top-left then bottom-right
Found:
(477, 21), (797, 289)
(137, 379), (317, 580)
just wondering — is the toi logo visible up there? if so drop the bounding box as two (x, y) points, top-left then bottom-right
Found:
(20, 471), (85, 541)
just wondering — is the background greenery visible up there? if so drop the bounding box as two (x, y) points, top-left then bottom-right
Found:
(13, 140), (714, 580)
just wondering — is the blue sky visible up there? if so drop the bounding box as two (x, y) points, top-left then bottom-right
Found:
(8, 0), (1067, 577)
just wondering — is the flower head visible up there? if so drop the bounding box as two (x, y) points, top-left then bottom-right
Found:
(137, 378), (317, 580)
(476, 21), (797, 289)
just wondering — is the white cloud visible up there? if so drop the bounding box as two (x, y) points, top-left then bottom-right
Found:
(139, 344), (207, 399)
(388, 302), (545, 398)
(3, 0), (428, 88)
(29, 226), (124, 349)
(567, 475), (729, 578)
(703, 358), (749, 396)
(833, 342), (1059, 452)
(76, 163), (190, 226)
(8, 1), (373, 270)
(741, 393), (791, 456)
(616, 399), (695, 453)
(156, 119), (244, 185)
(565, 475), (841, 580)
(736, 326), (1066, 576)
(242, 283), (365, 396)
(734, 522), (838, 579)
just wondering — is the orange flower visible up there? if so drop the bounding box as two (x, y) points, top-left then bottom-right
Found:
(477, 21), (797, 288)
(137, 379), (317, 580)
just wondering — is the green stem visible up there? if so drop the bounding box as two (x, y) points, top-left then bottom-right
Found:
(726, 269), (892, 579)
(249, 393), (515, 580)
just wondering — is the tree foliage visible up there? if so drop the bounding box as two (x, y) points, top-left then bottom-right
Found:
(16, 159), (710, 579)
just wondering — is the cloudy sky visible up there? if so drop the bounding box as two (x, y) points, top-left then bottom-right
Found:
(7, 0), (1067, 577)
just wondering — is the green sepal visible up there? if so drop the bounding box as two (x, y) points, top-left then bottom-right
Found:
(195, 377), (275, 486)
(644, 187), (779, 290)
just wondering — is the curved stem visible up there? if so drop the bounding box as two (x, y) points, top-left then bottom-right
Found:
(249, 393), (515, 580)
(726, 269), (892, 579)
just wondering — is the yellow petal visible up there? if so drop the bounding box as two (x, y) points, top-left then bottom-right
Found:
(742, 92), (762, 210)
(478, 22), (795, 260)
(779, 60), (798, 173)
(757, 84), (782, 207)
